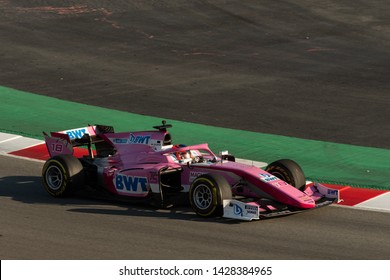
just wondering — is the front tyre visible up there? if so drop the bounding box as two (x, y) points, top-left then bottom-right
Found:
(189, 174), (232, 217)
(265, 159), (306, 191)
(42, 154), (84, 197)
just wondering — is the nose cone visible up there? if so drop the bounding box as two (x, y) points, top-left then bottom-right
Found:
(294, 195), (316, 209)
(275, 185), (316, 209)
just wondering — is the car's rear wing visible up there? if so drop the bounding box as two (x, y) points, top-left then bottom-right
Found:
(43, 125), (114, 158)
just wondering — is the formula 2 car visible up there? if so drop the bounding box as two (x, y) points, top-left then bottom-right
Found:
(42, 121), (340, 221)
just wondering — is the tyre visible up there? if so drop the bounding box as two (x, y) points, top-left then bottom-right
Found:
(42, 154), (84, 197)
(189, 174), (232, 217)
(265, 159), (306, 191)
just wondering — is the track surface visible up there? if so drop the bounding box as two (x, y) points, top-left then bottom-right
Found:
(1, 155), (390, 260)
(1, 0), (390, 148)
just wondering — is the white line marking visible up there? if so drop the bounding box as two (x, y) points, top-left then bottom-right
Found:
(0, 152), (45, 163)
(0, 135), (22, 143)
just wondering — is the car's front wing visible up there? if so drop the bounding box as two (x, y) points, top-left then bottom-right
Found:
(223, 182), (340, 221)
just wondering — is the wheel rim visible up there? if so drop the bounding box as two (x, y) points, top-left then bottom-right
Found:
(193, 184), (213, 210)
(45, 165), (63, 191)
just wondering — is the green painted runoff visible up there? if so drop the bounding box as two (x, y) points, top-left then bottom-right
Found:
(1, 86), (389, 190)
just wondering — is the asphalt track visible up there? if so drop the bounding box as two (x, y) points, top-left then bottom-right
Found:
(1, 0), (390, 260)
(1, 0), (390, 149)
(1, 155), (390, 260)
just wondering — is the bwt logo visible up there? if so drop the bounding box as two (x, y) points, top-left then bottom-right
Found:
(115, 174), (148, 193)
(66, 129), (86, 140)
(129, 134), (151, 144)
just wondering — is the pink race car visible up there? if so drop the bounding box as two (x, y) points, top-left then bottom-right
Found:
(42, 121), (340, 221)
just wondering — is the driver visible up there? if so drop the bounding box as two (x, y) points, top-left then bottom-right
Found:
(176, 150), (193, 162)
(175, 150), (203, 163)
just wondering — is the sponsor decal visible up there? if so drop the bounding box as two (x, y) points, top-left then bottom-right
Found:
(65, 128), (87, 140)
(129, 134), (151, 144)
(150, 140), (162, 150)
(233, 203), (243, 216)
(245, 204), (259, 215)
(259, 173), (279, 183)
(110, 134), (152, 145)
(229, 203), (259, 216)
(114, 174), (148, 193)
(271, 181), (288, 187)
(189, 171), (205, 182)
(112, 138), (128, 144)
(226, 201), (259, 220)
(328, 189), (338, 196)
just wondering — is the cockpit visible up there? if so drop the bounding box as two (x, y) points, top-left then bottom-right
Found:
(174, 150), (203, 163)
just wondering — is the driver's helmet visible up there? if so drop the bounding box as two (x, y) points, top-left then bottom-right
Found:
(176, 150), (192, 161)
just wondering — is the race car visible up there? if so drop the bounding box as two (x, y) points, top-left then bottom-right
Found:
(41, 121), (340, 221)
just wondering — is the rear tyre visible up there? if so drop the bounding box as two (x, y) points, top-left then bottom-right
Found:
(189, 174), (232, 217)
(265, 159), (306, 191)
(42, 154), (84, 197)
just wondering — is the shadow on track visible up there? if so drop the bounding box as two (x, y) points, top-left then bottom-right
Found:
(0, 175), (241, 224)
